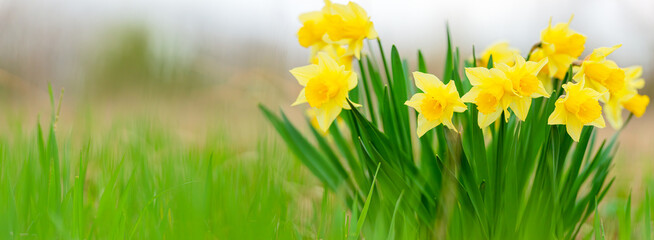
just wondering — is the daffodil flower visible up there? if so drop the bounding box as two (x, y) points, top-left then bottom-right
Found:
(405, 72), (467, 137)
(462, 67), (517, 128)
(530, 17), (586, 80)
(573, 45), (624, 102)
(324, 1), (377, 59)
(548, 80), (605, 141)
(297, 2), (332, 56)
(623, 94), (649, 118)
(290, 52), (359, 132)
(495, 55), (550, 120)
(603, 66), (647, 128)
(478, 42), (521, 68)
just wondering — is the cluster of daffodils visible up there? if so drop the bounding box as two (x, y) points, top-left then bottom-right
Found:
(291, 0), (376, 132)
(290, 1), (649, 142)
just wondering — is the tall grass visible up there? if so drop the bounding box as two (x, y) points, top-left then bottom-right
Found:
(0, 87), (356, 239)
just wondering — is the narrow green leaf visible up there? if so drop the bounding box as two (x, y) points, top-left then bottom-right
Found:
(594, 199), (605, 240)
(355, 162), (381, 238)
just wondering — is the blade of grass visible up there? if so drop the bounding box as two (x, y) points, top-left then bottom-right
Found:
(355, 162), (381, 238)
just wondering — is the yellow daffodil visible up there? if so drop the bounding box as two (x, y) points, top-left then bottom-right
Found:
(324, 1), (377, 59)
(462, 67), (517, 128)
(603, 65), (646, 128)
(548, 80), (605, 141)
(530, 17), (586, 80)
(290, 52), (359, 132)
(297, 1), (332, 55)
(478, 42), (521, 68)
(405, 72), (467, 137)
(495, 55), (550, 120)
(573, 45), (624, 102)
(623, 94), (649, 118)
(311, 44), (354, 71)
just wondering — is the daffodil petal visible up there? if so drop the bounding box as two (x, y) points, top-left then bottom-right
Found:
(461, 87), (481, 103)
(417, 114), (439, 137)
(565, 116), (584, 142)
(603, 100), (623, 129)
(478, 108), (503, 128)
(367, 23), (378, 39)
(316, 103), (342, 132)
(532, 57), (548, 74)
(290, 65), (319, 86)
(347, 72), (357, 90)
(292, 89), (307, 106)
(413, 72), (442, 93)
(441, 113), (458, 132)
(405, 93), (426, 109)
(452, 100), (468, 112)
(318, 52), (340, 72)
(533, 81), (551, 98)
(510, 97), (531, 121)
(589, 114), (606, 128)
(624, 66), (642, 81)
(465, 68), (490, 86)
(548, 101), (567, 125)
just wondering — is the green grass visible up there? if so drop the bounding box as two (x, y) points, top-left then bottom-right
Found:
(0, 90), (357, 239)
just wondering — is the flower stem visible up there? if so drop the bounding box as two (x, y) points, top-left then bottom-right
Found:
(376, 38), (392, 84)
(358, 59), (377, 126)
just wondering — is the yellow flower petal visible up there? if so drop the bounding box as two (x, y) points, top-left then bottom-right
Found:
(548, 101), (567, 125)
(405, 93), (426, 109)
(413, 71), (443, 93)
(417, 114), (439, 137)
(441, 113), (458, 132)
(565, 116), (584, 142)
(589, 114), (606, 128)
(347, 72), (357, 90)
(290, 65), (319, 86)
(478, 108), (503, 129)
(461, 87), (481, 103)
(623, 94), (649, 117)
(510, 97), (532, 121)
(464, 68), (490, 86)
(317, 52), (340, 72)
(315, 103), (342, 132)
(587, 44), (621, 61)
(292, 89), (307, 106)
(603, 98), (623, 129)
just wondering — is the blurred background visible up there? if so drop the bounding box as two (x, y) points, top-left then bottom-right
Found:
(0, 0), (652, 176)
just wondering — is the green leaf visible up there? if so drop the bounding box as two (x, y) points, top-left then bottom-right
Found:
(594, 199), (605, 240)
(258, 104), (342, 190)
(355, 162), (381, 238)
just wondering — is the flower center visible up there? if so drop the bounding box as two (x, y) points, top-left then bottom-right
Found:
(564, 95), (601, 124)
(475, 87), (503, 114)
(305, 73), (345, 108)
(326, 15), (369, 41)
(420, 94), (446, 121)
(514, 74), (539, 96)
(584, 62), (610, 82)
(604, 69), (625, 94)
